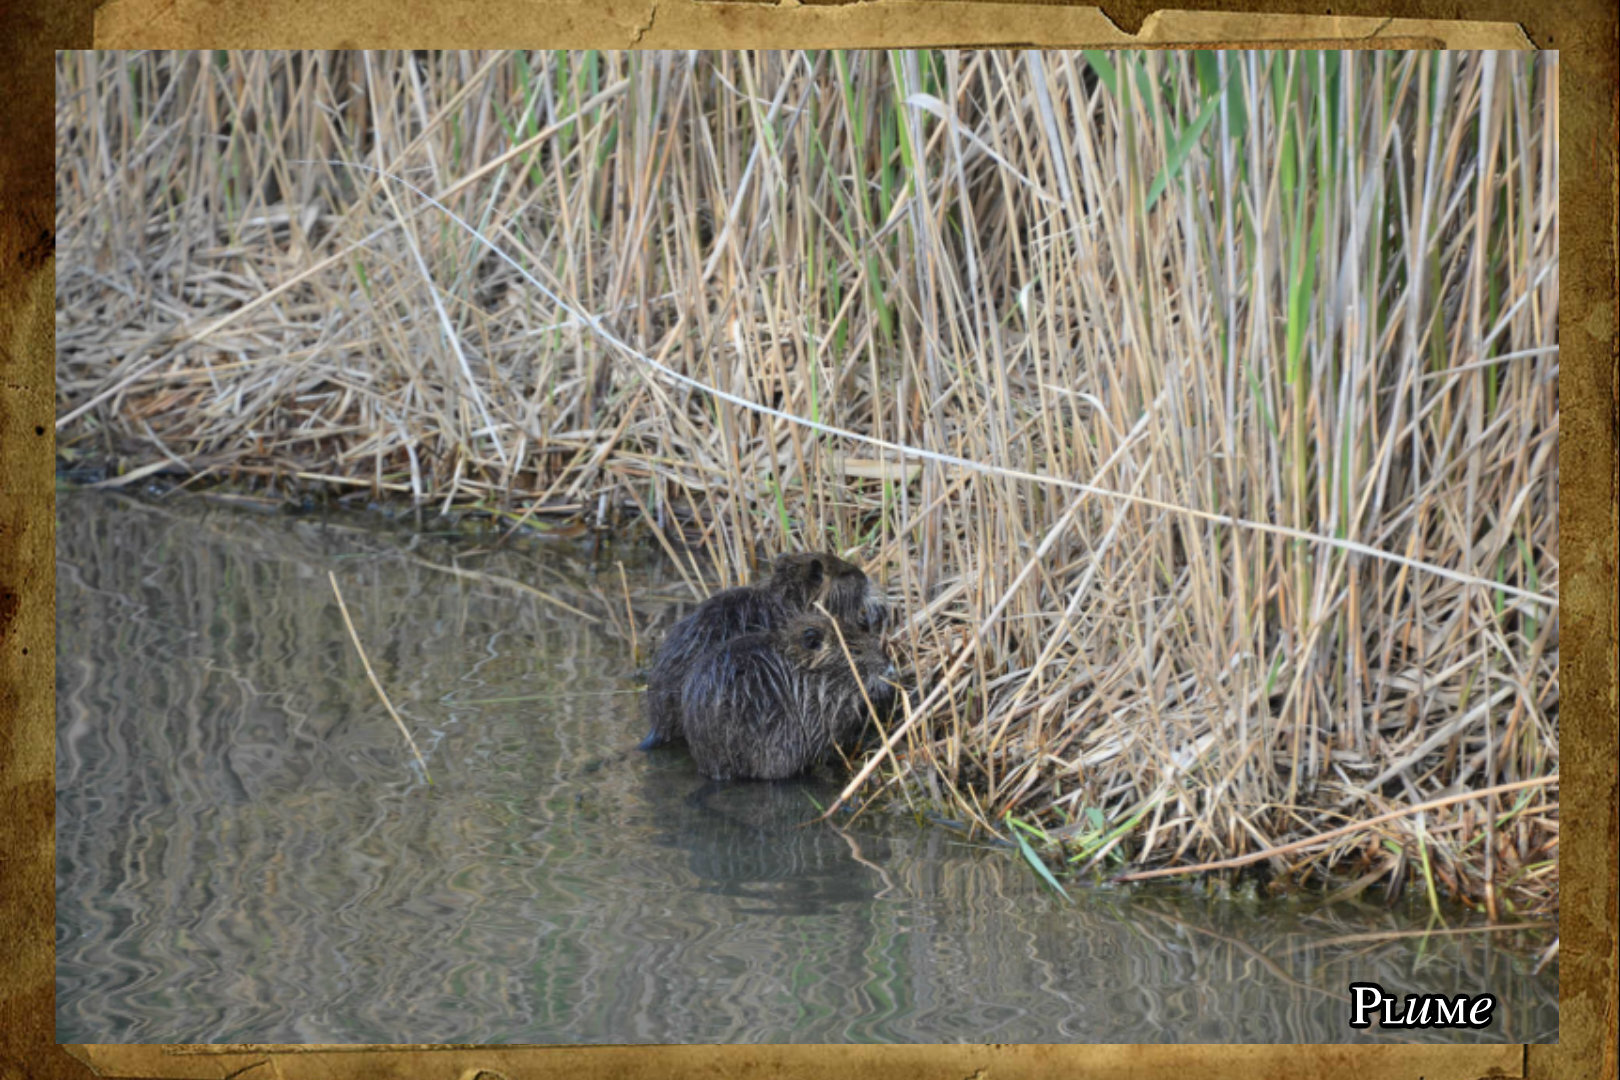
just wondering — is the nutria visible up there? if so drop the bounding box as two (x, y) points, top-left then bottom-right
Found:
(640, 552), (887, 749)
(679, 611), (898, 781)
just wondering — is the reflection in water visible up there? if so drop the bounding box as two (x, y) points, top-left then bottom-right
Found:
(56, 492), (1557, 1043)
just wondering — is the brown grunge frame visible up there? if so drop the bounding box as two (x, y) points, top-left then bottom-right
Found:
(3, 3), (1613, 1078)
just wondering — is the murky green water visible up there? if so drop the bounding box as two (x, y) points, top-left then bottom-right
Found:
(55, 491), (1557, 1043)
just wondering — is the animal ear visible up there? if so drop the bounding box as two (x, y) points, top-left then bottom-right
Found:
(803, 557), (825, 592)
(801, 626), (824, 651)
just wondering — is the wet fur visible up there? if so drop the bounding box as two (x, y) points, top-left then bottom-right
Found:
(680, 613), (897, 781)
(641, 553), (887, 749)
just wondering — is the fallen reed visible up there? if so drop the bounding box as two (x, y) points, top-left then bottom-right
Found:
(55, 50), (1560, 914)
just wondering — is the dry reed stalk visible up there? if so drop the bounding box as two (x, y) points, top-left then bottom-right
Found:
(327, 570), (433, 781)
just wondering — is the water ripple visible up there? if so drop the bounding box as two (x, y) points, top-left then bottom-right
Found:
(57, 492), (1558, 1043)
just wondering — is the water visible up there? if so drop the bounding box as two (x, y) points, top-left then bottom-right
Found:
(55, 490), (1558, 1043)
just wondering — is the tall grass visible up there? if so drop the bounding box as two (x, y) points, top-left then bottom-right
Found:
(55, 50), (1559, 913)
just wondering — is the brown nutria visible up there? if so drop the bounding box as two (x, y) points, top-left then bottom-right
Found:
(679, 611), (897, 781)
(640, 552), (887, 750)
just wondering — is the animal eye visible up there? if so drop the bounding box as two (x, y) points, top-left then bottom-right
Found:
(802, 627), (823, 651)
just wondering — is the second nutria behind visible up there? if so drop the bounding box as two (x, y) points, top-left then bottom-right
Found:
(680, 611), (897, 781)
(641, 552), (887, 749)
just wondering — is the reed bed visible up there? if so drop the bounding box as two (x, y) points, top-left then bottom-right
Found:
(55, 50), (1559, 915)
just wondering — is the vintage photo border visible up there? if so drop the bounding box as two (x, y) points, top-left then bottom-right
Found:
(3, 3), (1612, 1076)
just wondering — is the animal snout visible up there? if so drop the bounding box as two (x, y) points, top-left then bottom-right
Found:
(862, 594), (890, 633)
